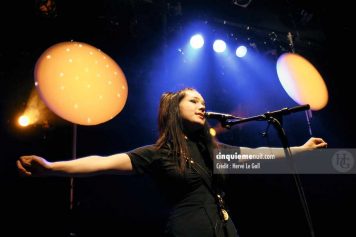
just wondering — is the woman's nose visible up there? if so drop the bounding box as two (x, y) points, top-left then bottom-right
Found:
(199, 105), (205, 113)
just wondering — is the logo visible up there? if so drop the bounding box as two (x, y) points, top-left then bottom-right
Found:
(332, 150), (354, 173)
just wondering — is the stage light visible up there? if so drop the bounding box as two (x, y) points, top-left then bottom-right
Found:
(213, 40), (226, 53)
(235, 46), (247, 57)
(190, 34), (204, 49)
(209, 128), (216, 137)
(15, 89), (50, 128)
(17, 107), (40, 127)
(37, 0), (57, 18)
(18, 115), (30, 127)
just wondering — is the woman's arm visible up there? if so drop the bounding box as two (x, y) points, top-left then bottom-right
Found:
(239, 137), (328, 160)
(17, 153), (133, 177)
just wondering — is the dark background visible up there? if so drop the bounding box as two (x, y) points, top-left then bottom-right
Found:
(1, 1), (355, 236)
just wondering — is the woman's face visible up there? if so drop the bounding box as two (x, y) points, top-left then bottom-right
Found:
(179, 90), (206, 130)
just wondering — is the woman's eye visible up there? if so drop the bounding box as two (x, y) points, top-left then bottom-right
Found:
(190, 100), (197, 103)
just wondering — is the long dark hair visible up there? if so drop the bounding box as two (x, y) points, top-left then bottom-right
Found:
(155, 88), (218, 173)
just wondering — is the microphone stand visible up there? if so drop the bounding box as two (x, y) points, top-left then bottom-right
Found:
(221, 104), (315, 237)
(68, 123), (77, 237)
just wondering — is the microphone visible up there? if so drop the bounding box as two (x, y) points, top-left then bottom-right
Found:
(205, 111), (241, 120)
(264, 104), (310, 117)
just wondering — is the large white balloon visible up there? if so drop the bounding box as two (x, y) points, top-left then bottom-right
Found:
(34, 41), (128, 125)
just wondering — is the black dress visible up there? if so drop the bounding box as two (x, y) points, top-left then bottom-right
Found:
(127, 139), (239, 237)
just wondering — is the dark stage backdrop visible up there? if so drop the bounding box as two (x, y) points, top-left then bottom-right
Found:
(1, 1), (355, 236)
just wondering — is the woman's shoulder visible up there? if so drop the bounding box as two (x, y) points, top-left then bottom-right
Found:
(127, 144), (156, 155)
(127, 144), (170, 158)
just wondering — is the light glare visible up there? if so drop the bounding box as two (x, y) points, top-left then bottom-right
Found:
(209, 128), (216, 137)
(213, 40), (226, 53)
(190, 34), (204, 49)
(18, 115), (30, 127)
(236, 46), (247, 57)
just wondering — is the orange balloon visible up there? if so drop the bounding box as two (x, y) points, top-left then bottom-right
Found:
(276, 53), (328, 110)
(34, 42), (128, 125)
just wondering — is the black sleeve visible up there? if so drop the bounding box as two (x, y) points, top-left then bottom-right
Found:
(126, 144), (160, 175)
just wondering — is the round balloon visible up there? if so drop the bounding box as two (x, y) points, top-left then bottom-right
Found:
(276, 53), (328, 110)
(34, 41), (128, 125)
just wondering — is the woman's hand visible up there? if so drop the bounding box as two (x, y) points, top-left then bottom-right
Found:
(17, 155), (52, 176)
(300, 137), (328, 150)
